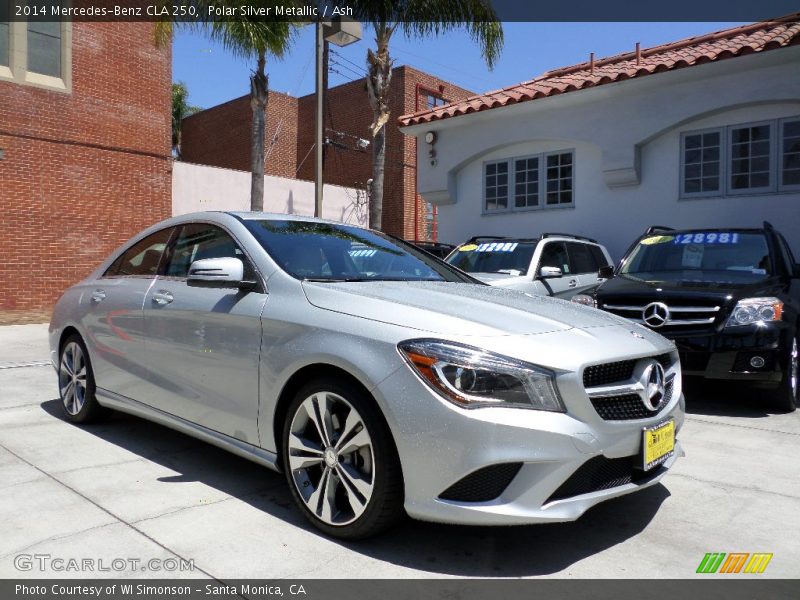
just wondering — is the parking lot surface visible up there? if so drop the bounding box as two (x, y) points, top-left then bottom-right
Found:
(1, 324), (798, 579)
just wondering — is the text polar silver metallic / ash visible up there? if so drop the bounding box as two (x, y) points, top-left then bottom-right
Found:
(48, 212), (685, 530)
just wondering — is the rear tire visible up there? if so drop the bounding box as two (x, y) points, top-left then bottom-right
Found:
(58, 334), (108, 423)
(281, 377), (404, 539)
(767, 332), (798, 413)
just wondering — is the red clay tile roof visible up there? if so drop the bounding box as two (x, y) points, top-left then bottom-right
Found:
(399, 15), (800, 127)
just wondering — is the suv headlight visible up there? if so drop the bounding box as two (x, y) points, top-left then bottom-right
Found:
(726, 297), (783, 327)
(398, 339), (564, 411)
(571, 294), (596, 308)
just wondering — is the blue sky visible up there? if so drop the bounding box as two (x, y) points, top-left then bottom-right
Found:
(173, 22), (743, 110)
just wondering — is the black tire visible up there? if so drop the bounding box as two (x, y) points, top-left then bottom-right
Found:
(58, 334), (108, 423)
(281, 377), (404, 539)
(766, 331), (798, 413)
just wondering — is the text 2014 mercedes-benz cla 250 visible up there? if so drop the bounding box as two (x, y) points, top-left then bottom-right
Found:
(49, 213), (684, 538)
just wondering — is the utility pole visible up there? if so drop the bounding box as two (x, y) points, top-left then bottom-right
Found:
(314, 21), (324, 219)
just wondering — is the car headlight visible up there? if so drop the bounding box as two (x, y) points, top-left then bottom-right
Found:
(397, 339), (564, 411)
(726, 297), (783, 327)
(571, 294), (596, 308)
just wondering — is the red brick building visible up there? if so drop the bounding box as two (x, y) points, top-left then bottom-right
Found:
(181, 65), (473, 239)
(0, 22), (172, 321)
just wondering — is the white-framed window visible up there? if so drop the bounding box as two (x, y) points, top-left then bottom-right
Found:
(728, 121), (773, 194)
(681, 117), (799, 198)
(780, 117), (800, 190)
(0, 9), (9, 68)
(484, 160), (509, 211)
(681, 129), (722, 197)
(0, 8), (71, 92)
(513, 156), (539, 208)
(545, 151), (574, 206)
(484, 149), (575, 214)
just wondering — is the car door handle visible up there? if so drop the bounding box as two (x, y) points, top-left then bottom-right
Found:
(90, 290), (106, 303)
(568, 279), (578, 288)
(151, 290), (174, 305)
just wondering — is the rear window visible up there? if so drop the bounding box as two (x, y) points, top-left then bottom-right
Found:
(446, 241), (537, 275)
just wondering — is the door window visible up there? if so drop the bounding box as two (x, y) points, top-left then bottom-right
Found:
(104, 228), (173, 277)
(539, 242), (570, 274)
(565, 242), (597, 275)
(588, 244), (611, 270)
(165, 223), (253, 279)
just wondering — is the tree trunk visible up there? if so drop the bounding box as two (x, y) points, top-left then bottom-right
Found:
(366, 24), (393, 231)
(250, 50), (269, 212)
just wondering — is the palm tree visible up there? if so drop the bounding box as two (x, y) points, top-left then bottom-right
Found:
(156, 2), (297, 211)
(172, 82), (202, 159)
(349, 1), (503, 230)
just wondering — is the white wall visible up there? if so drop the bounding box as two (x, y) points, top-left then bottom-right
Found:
(172, 161), (368, 226)
(404, 47), (800, 260)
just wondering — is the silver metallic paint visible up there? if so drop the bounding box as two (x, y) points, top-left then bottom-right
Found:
(49, 211), (684, 526)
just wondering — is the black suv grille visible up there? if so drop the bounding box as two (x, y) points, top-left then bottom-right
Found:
(591, 376), (674, 420)
(546, 455), (665, 503)
(439, 463), (523, 502)
(583, 352), (672, 387)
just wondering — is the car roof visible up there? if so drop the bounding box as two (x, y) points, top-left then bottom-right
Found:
(462, 234), (600, 244)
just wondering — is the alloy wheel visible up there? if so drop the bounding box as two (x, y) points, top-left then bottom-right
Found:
(287, 392), (375, 526)
(59, 341), (87, 416)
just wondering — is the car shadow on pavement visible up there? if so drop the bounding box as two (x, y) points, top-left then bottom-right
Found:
(41, 399), (669, 577)
(682, 379), (781, 418)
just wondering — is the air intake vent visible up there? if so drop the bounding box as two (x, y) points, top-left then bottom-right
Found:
(546, 455), (664, 503)
(439, 462), (523, 502)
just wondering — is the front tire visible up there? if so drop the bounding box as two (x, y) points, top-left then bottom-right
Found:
(281, 377), (404, 539)
(58, 334), (107, 423)
(767, 333), (798, 413)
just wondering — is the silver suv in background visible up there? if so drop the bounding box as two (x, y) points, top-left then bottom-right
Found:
(445, 234), (613, 299)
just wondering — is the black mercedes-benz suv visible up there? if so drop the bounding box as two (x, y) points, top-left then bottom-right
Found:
(573, 223), (799, 412)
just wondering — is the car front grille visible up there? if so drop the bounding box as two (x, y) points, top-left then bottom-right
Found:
(438, 462), (523, 503)
(583, 352), (672, 387)
(545, 455), (665, 503)
(600, 300), (722, 330)
(590, 376), (674, 420)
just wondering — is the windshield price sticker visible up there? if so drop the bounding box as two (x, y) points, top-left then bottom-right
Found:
(476, 242), (519, 253)
(674, 232), (740, 245)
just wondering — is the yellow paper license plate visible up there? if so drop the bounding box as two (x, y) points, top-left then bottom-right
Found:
(643, 419), (675, 470)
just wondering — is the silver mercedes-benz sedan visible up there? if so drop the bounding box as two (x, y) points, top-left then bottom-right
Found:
(49, 212), (685, 539)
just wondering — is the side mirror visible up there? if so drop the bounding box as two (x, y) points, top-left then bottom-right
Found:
(539, 266), (563, 279)
(187, 257), (253, 289)
(598, 265), (614, 279)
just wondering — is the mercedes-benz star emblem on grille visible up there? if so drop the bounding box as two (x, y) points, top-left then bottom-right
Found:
(640, 361), (666, 412)
(642, 302), (670, 328)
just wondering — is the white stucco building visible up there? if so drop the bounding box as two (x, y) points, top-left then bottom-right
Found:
(400, 17), (800, 260)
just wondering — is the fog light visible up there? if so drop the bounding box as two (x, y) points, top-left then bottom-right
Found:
(749, 356), (766, 369)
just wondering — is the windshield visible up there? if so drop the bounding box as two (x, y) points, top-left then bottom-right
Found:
(446, 241), (537, 275)
(621, 231), (772, 282)
(243, 220), (475, 283)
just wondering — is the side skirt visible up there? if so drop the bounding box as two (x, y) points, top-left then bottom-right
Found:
(95, 388), (281, 473)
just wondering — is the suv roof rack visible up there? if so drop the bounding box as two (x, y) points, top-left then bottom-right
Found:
(645, 225), (675, 235)
(464, 235), (510, 244)
(541, 232), (598, 243)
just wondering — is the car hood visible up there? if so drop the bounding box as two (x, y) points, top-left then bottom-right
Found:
(301, 280), (625, 337)
(597, 273), (782, 300)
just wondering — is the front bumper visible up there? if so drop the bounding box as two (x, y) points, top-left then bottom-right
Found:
(374, 364), (685, 526)
(669, 321), (790, 384)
